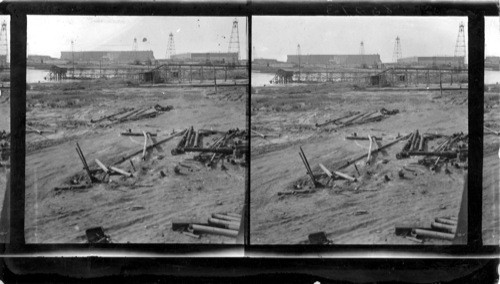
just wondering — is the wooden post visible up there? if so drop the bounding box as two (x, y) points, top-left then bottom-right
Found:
(213, 66), (217, 93)
(413, 228), (455, 240)
(225, 67), (227, 82)
(76, 142), (93, 183)
(208, 218), (240, 230)
(142, 131), (148, 160)
(190, 65), (192, 83)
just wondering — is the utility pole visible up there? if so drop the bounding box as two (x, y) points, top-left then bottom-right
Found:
(71, 40), (75, 78)
(297, 44), (301, 82)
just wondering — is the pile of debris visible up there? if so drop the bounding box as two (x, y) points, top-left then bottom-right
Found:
(172, 126), (248, 168)
(54, 130), (186, 192)
(395, 216), (458, 243)
(172, 212), (242, 239)
(396, 130), (468, 171)
(0, 130), (9, 167)
(281, 134), (409, 196)
(90, 104), (173, 125)
(315, 108), (399, 130)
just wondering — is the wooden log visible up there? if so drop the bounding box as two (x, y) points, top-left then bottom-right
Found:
(225, 212), (242, 218)
(408, 151), (461, 158)
(338, 134), (410, 171)
(183, 147), (234, 154)
(315, 111), (360, 127)
(251, 129), (266, 138)
(319, 163), (333, 177)
(332, 170), (357, 182)
(345, 136), (382, 141)
(418, 135), (425, 151)
(115, 130), (184, 165)
(115, 108), (141, 121)
(413, 228), (455, 240)
(484, 126), (500, 136)
(194, 131), (200, 147)
(124, 108), (152, 121)
(94, 159), (109, 173)
(182, 231), (200, 239)
(91, 108), (133, 123)
(109, 166), (133, 177)
(299, 146), (314, 178)
(211, 213), (241, 222)
(299, 151), (316, 187)
(435, 217), (458, 226)
(121, 132), (157, 137)
(148, 133), (163, 152)
(142, 131), (148, 159)
(208, 218), (240, 230)
(190, 224), (238, 238)
(76, 143), (94, 183)
(54, 184), (90, 191)
(341, 112), (368, 126)
(431, 222), (457, 234)
(277, 189), (314, 196)
(366, 135), (374, 165)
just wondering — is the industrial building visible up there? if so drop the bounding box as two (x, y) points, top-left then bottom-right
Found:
(287, 54), (382, 68)
(253, 58), (293, 68)
(397, 56), (465, 68)
(60, 51), (155, 64)
(171, 52), (239, 64)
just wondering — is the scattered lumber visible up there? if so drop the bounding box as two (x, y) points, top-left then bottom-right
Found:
(345, 135), (382, 141)
(121, 132), (157, 137)
(315, 111), (360, 128)
(190, 224), (238, 238)
(114, 129), (186, 165)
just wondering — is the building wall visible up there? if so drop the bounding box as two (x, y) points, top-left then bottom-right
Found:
(60, 51), (155, 63)
(287, 54), (382, 67)
(398, 56), (464, 67)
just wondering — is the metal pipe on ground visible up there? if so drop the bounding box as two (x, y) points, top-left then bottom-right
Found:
(190, 224), (238, 238)
(431, 222), (457, 234)
(208, 218), (240, 230)
(212, 213), (241, 222)
(413, 228), (455, 241)
(435, 217), (458, 226)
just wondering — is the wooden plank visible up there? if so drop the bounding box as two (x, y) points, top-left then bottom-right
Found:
(114, 129), (186, 165)
(318, 163), (333, 177)
(142, 131), (148, 160)
(94, 159), (109, 173)
(109, 166), (133, 177)
(75, 143), (93, 183)
(121, 132), (157, 137)
(366, 135), (374, 165)
(332, 170), (357, 182)
(337, 134), (410, 171)
(299, 151), (316, 186)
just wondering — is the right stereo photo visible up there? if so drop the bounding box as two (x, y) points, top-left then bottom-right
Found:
(251, 16), (471, 245)
(483, 16), (499, 246)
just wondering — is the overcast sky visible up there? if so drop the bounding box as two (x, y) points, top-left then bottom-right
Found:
(252, 16), (500, 63)
(27, 16), (248, 60)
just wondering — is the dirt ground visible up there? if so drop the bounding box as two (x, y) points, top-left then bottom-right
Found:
(251, 82), (470, 244)
(0, 87), (10, 238)
(24, 79), (247, 244)
(483, 84), (500, 245)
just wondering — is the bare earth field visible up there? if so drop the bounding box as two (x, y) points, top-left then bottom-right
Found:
(483, 85), (500, 245)
(24, 79), (247, 244)
(0, 87), (10, 238)
(251, 83), (470, 245)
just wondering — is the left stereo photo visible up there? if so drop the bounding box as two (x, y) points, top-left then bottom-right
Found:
(0, 15), (10, 243)
(25, 16), (248, 244)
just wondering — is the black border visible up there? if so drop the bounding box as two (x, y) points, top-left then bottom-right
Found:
(0, 0), (498, 280)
